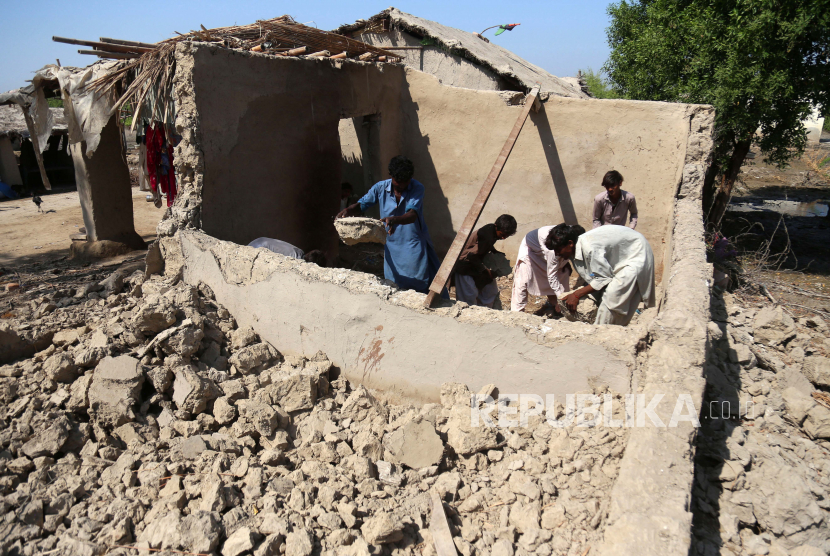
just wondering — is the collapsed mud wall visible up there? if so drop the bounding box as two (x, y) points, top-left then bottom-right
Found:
(173, 229), (646, 403)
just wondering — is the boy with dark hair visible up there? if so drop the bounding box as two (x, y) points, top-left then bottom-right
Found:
(336, 155), (441, 293)
(454, 214), (518, 307)
(340, 182), (358, 212)
(592, 170), (638, 229)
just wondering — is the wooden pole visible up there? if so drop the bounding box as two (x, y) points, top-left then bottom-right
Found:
(99, 37), (158, 49)
(78, 49), (139, 59)
(423, 86), (541, 308)
(307, 50), (330, 57)
(284, 46), (308, 56)
(329, 52), (348, 59)
(19, 106), (52, 191)
(52, 36), (154, 54)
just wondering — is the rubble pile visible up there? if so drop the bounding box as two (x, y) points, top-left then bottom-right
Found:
(692, 292), (830, 556)
(0, 259), (628, 556)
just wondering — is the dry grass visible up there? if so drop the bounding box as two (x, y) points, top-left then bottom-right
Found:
(88, 16), (399, 130)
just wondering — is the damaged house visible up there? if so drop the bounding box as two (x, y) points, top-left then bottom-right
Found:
(0, 10), (753, 556)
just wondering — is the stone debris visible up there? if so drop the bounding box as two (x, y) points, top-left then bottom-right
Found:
(692, 291), (830, 556)
(0, 256), (629, 556)
(334, 217), (388, 246)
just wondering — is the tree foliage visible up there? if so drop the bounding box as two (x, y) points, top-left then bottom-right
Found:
(604, 0), (830, 220)
(580, 68), (621, 99)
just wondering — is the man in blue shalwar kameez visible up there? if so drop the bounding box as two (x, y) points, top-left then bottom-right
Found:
(336, 156), (441, 293)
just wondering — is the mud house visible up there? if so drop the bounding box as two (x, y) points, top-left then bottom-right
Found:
(1, 14), (720, 552)
(0, 104), (73, 190)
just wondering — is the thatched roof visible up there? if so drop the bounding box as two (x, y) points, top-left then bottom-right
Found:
(336, 8), (588, 98)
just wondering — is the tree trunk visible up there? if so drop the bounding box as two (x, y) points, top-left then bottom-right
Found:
(708, 138), (752, 226)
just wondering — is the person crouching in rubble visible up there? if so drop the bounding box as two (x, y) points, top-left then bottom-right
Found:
(248, 238), (327, 267)
(454, 214), (517, 307)
(336, 155), (441, 293)
(511, 224), (583, 314)
(555, 224), (655, 326)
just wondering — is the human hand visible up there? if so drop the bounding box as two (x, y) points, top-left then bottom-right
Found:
(381, 216), (396, 235)
(561, 293), (579, 313)
(335, 208), (350, 220)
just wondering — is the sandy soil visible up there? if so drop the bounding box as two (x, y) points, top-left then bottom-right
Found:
(0, 187), (164, 268)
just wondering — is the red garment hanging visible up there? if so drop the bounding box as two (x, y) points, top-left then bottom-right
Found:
(145, 123), (177, 207)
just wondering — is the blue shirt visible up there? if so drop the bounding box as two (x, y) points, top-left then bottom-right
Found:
(358, 179), (441, 293)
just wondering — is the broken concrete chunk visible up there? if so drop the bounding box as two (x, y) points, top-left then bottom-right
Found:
(803, 404), (830, 439)
(782, 387), (817, 425)
(802, 356), (830, 388)
(445, 406), (499, 456)
(160, 325), (205, 358)
(132, 294), (178, 334)
(383, 418), (444, 469)
(440, 382), (472, 409)
(341, 385), (388, 422)
(43, 352), (79, 383)
(223, 526), (259, 556)
(179, 511), (224, 553)
(22, 415), (72, 458)
(213, 396), (238, 426)
(229, 342), (278, 374)
(752, 306), (796, 346)
(334, 217), (387, 246)
(285, 530), (314, 556)
(53, 325), (88, 347)
(236, 399), (281, 437)
(146, 367), (174, 394)
(172, 364), (221, 415)
(88, 356), (144, 405)
(230, 326), (259, 350)
(66, 373), (93, 412)
(361, 514), (404, 545)
(267, 371), (316, 412)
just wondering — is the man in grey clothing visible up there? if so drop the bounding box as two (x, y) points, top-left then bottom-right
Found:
(592, 170), (638, 229)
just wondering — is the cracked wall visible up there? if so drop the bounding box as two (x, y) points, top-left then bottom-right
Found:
(173, 228), (647, 403)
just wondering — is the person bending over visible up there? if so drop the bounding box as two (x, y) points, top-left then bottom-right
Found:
(556, 225), (655, 326)
(248, 237), (327, 267)
(454, 214), (517, 307)
(511, 224), (585, 313)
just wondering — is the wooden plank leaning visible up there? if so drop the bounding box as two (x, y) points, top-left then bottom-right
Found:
(429, 490), (459, 556)
(423, 85), (541, 308)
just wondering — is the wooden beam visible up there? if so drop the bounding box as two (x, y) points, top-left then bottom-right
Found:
(78, 49), (139, 60)
(99, 37), (158, 49)
(329, 52), (348, 59)
(423, 86), (541, 308)
(52, 36), (154, 54)
(429, 490), (458, 556)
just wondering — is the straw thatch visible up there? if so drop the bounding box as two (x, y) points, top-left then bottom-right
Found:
(89, 16), (400, 129)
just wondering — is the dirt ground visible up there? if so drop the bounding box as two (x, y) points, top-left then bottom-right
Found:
(721, 133), (830, 320)
(0, 187), (164, 269)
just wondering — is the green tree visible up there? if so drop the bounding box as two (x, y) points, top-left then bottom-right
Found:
(604, 0), (830, 223)
(580, 68), (620, 99)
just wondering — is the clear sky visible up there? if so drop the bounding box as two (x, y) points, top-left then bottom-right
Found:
(0, 0), (614, 94)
